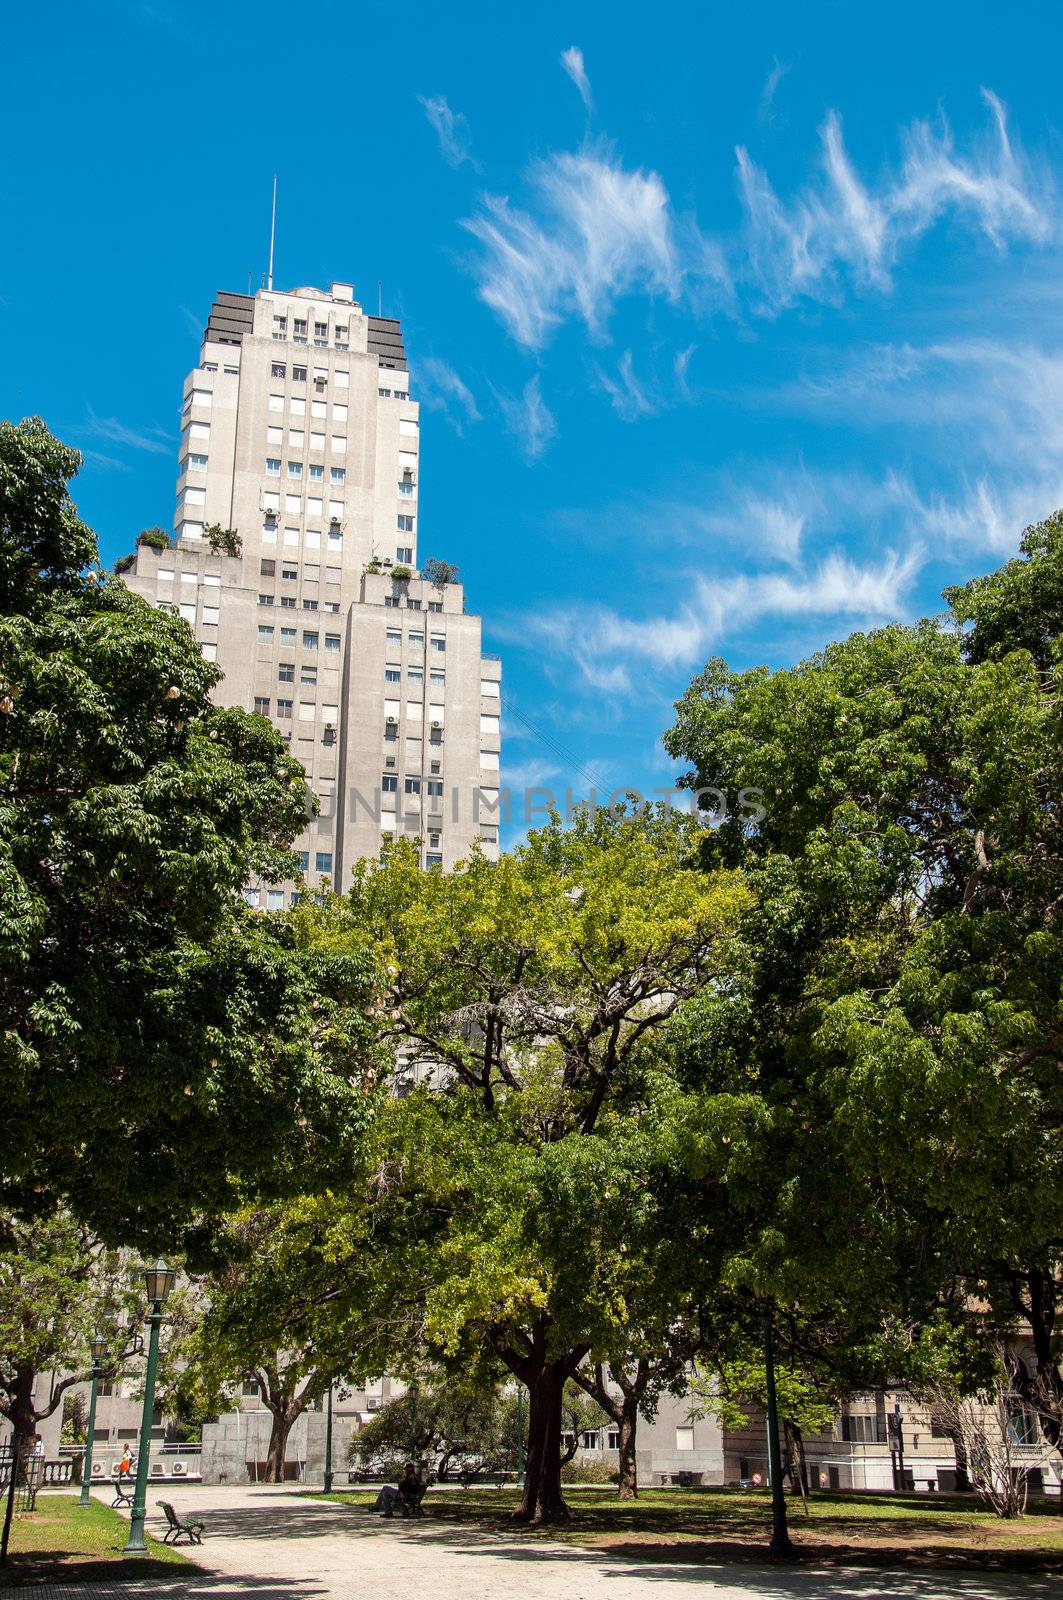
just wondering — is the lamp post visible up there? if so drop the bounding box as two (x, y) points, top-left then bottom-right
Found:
(123, 1259), (176, 1557)
(515, 1385), (525, 1486)
(762, 1303), (793, 1559)
(78, 1333), (109, 1507)
(323, 1383), (334, 1494)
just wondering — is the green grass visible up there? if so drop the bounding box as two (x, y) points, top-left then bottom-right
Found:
(0, 1490), (196, 1586)
(310, 1483), (1063, 1570)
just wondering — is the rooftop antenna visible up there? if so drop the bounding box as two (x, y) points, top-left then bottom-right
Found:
(377, 281), (382, 317)
(267, 174), (277, 292)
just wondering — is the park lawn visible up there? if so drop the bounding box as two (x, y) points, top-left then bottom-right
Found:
(312, 1484), (1063, 1571)
(0, 1491), (196, 1586)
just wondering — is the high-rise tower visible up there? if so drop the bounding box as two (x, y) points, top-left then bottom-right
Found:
(123, 281), (502, 902)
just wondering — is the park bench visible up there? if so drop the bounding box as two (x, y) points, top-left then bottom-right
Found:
(157, 1499), (206, 1544)
(111, 1482), (133, 1508)
(399, 1483), (428, 1518)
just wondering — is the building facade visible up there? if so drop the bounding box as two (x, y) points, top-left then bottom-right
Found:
(122, 279), (501, 895)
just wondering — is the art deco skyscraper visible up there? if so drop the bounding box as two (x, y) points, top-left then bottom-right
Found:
(124, 280), (501, 902)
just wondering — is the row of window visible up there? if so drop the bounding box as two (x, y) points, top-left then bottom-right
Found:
(385, 669), (447, 686)
(385, 596), (442, 611)
(266, 458), (347, 484)
(377, 386), (411, 399)
(273, 313), (349, 351)
(266, 426), (347, 454)
(269, 392), (349, 418)
(254, 698), (339, 723)
(260, 559), (341, 583)
(261, 522), (343, 551)
(258, 594), (337, 612)
(262, 493), (345, 520)
(258, 624), (341, 649)
(158, 570), (220, 586)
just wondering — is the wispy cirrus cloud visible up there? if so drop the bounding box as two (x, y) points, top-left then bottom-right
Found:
(418, 93), (478, 169)
(82, 405), (171, 454)
(594, 349), (657, 420)
(496, 375), (557, 460)
(416, 357), (481, 433)
(512, 545), (924, 693)
(757, 56), (791, 125)
(462, 147), (727, 350)
(561, 46), (593, 113)
(738, 90), (1048, 312)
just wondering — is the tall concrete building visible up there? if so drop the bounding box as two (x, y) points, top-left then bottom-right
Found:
(124, 280), (501, 898)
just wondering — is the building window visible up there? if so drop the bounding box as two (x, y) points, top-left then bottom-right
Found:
(269, 393), (284, 412)
(266, 457), (281, 476)
(314, 321), (327, 338)
(675, 1427), (695, 1451)
(310, 431), (325, 451)
(280, 626), (296, 644)
(267, 425), (283, 445)
(294, 319), (307, 334)
(384, 669), (401, 684)
(397, 515), (414, 531)
(293, 364), (307, 382)
(316, 851), (332, 873)
(300, 667), (317, 685)
(271, 362), (286, 378)
(278, 663), (295, 682)
(288, 461), (303, 479)
(277, 699), (293, 718)
(280, 595), (297, 609)
(309, 463), (324, 480)
(427, 780), (443, 797)
(406, 598), (422, 610)
(258, 624), (274, 641)
(330, 467), (345, 483)
(430, 670), (445, 686)
(428, 601), (442, 613)
(261, 559), (276, 576)
(288, 428), (304, 448)
(607, 1430), (621, 1450)
(254, 696), (270, 715)
(840, 1415), (880, 1443)
(274, 316), (286, 332)
(384, 595), (399, 608)
(303, 598), (318, 611)
(430, 636), (446, 652)
(258, 593), (274, 606)
(187, 452), (208, 471)
(408, 669), (423, 686)
(395, 389), (408, 400)
(396, 546), (413, 563)
(409, 632), (424, 648)
(282, 564), (298, 581)
(398, 481), (414, 497)
(324, 634), (341, 652)
(303, 630), (319, 649)
(382, 774), (398, 793)
(404, 777), (421, 794)
(425, 853), (443, 868)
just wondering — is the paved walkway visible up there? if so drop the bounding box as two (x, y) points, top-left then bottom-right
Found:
(7, 1484), (1055, 1600)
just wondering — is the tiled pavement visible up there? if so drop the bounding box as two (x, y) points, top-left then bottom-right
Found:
(4, 1484), (1056, 1600)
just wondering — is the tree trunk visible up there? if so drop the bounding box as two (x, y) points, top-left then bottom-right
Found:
(264, 1407), (295, 1483)
(616, 1399), (639, 1500)
(7, 1365), (39, 1481)
(782, 1418), (810, 1516)
(518, 1359), (570, 1523)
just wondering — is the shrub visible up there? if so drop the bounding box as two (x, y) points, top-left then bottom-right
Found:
(136, 526), (170, 552)
(391, 564), (413, 582)
(113, 553), (136, 574)
(421, 557), (459, 588)
(561, 1459), (618, 1484)
(205, 523), (242, 556)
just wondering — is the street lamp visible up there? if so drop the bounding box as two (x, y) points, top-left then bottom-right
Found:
(323, 1383), (334, 1495)
(78, 1333), (109, 1507)
(123, 1260), (176, 1557)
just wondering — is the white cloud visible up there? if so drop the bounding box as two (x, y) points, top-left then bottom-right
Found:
(82, 406), (171, 454)
(561, 46), (593, 113)
(496, 375), (557, 460)
(418, 94), (477, 169)
(594, 349), (657, 420)
(757, 57), (791, 124)
(416, 357), (481, 432)
(515, 546), (924, 693)
(463, 148), (707, 349)
(737, 90), (1048, 312)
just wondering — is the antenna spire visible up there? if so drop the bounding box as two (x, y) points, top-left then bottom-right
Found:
(267, 175), (277, 292)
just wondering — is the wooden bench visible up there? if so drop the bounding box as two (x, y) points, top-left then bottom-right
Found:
(157, 1499), (206, 1545)
(111, 1482), (133, 1508)
(399, 1484), (428, 1519)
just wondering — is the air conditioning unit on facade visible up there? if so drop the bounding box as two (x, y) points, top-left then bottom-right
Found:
(386, 715), (398, 725)
(431, 720), (442, 730)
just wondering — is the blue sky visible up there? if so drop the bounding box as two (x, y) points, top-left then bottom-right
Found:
(4, 0), (1063, 834)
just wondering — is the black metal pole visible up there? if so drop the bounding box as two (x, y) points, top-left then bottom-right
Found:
(763, 1307), (794, 1558)
(323, 1384), (334, 1494)
(894, 1403), (906, 1492)
(1, 1438), (23, 1566)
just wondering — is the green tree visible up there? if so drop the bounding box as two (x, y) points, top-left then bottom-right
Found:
(298, 809), (749, 1522)
(0, 419), (373, 1243)
(350, 1376), (517, 1480)
(0, 1211), (141, 1468)
(664, 519), (1063, 1447)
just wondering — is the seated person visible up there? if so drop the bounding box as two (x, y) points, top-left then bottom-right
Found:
(373, 1463), (421, 1517)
